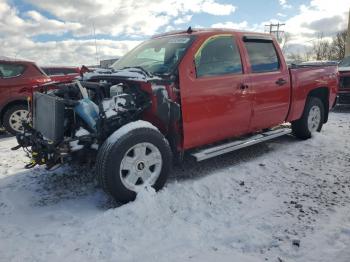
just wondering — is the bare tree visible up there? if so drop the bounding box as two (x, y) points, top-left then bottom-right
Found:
(304, 48), (314, 61)
(280, 32), (291, 53)
(287, 52), (303, 63)
(309, 31), (348, 61)
(329, 30), (347, 60)
(284, 30), (347, 62)
(312, 33), (332, 60)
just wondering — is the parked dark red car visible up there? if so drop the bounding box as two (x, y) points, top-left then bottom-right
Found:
(0, 58), (52, 134)
(338, 56), (350, 105)
(41, 66), (80, 83)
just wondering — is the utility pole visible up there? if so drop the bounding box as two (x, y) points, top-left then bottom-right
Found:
(265, 22), (285, 43)
(345, 8), (350, 57)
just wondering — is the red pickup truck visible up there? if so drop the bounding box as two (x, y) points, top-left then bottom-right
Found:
(15, 28), (338, 203)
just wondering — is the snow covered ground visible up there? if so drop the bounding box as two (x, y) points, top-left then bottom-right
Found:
(0, 108), (350, 262)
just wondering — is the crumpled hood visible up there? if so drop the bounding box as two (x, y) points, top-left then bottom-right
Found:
(81, 68), (161, 82)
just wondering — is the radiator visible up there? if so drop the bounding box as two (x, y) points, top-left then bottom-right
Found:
(33, 92), (65, 142)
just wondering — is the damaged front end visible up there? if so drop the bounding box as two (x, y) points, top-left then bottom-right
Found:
(14, 69), (175, 170)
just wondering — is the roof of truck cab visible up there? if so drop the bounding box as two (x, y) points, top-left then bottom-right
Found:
(152, 28), (272, 39)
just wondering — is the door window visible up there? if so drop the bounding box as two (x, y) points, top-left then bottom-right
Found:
(195, 36), (242, 77)
(244, 41), (280, 73)
(0, 63), (25, 78)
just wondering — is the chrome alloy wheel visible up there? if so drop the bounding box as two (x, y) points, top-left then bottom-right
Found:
(9, 109), (29, 133)
(307, 105), (321, 132)
(119, 142), (162, 192)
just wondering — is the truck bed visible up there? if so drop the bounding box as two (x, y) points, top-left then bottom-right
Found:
(287, 65), (338, 122)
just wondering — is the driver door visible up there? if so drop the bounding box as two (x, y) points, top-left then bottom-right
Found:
(179, 34), (252, 149)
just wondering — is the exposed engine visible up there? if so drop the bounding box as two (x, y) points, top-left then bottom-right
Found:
(15, 79), (152, 169)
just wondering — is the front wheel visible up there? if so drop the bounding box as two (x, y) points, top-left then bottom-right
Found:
(291, 97), (325, 139)
(96, 121), (172, 203)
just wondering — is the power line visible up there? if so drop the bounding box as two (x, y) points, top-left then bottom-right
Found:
(265, 22), (285, 42)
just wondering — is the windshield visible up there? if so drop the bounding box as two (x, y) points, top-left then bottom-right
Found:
(112, 35), (195, 75)
(339, 56), (350, 67)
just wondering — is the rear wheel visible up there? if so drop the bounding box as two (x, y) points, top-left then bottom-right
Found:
(291, 97), (324, 139)
(96, 122), (172, 203)
(3, 104), (29, 135)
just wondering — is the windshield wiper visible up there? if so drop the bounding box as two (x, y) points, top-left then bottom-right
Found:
(120, 66), (154, 78)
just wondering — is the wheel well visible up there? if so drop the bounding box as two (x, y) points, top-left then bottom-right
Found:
(307, 87), (329, 123)
(0, 100), (27, 125)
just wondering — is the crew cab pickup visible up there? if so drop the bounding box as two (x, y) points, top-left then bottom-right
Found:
(15, 28), (338, 203)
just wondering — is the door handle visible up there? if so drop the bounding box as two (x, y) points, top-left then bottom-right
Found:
(239, 84), (249, 90)
(276, 78), (287, 86)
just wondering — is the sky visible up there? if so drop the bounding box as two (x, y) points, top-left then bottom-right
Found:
(0, 0), (349, 66)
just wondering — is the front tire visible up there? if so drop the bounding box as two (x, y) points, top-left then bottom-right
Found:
(3, 104), (29, 135)
(96, 122), (172, 203)
(291, 97), (324, 139)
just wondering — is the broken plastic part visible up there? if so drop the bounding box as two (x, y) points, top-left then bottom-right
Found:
(75, 81), (89, 99)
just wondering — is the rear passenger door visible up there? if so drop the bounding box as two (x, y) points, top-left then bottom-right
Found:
(242, 36), (291, 131)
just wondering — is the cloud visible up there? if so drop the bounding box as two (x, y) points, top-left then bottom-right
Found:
(211, 21), (251, 31)
(26, 0), (236, 37)
(303, 15), (344, 36)
(200, 0), (236, 15)
(211, 0), (349, 56)
(174, 15), (193, 25)
(279, 0), (292, 9)
(1, 0), (348, 65)
(0, 0), (236, 65)
(0, 2), (82, 37)
(284, 0), (349, 48)
(2, 36), (141, 66)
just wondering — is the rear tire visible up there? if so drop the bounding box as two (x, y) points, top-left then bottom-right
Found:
(96, 123), (172, 203)
(291, 97), (324, 139)
(3, 104), (29, 135)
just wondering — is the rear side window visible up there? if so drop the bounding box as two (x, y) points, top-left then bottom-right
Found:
(0, 63), (26, 78)
(195, 35), (242, 77)
(244, 41), (280, 73)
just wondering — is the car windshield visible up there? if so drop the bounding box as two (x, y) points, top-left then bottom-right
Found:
(112, 35), (195, 75)
(339, 56), (350, 67)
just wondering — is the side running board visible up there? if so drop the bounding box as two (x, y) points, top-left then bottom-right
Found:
(191, 128), (291, 162)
